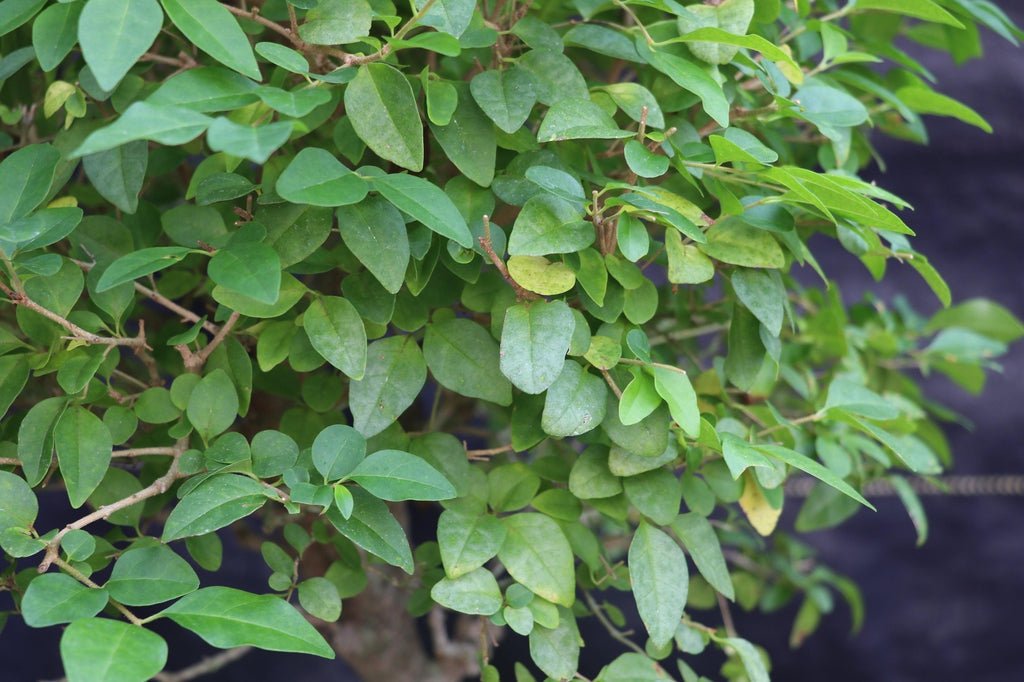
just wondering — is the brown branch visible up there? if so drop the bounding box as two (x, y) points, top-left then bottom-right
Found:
(464, 443), (515, 460)
(154, 647), (253, 682)
(112, 447), (178, 458)
(52, 556), (144, 626)
(39, 440), (188, 572)
(0, 281), (149, 350)
(479, 215), (538, 301)
(600, 369), (623, 399)
(180, 311), (241, 372)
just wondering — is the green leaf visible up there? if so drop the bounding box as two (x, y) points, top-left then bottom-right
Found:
(55, 407), (113, 508)
(17, 397), (67, 486)
(298, 0), (372, 45)
(508, 194), (593, 256)
(22, 573), (108, 627)
(498, 513), (575, 607)
(60, 618), (168, 682)
(337, 195), (410, 294)
(255, 42), (309, 74)
(73, 102), (212, 157)
(96, 247), (192, 292)
(162, 474), (267, 541)
(372, 173), (473, 247)
(619, 370), (661, 426)
(628, 521), (688, 648)
(82, 141), (148, 214)
(636, 43), (730, 127)
(105, 545), (200, 606)
(326, 487), (414, 573)
(312, 424), (366, 482)
(429, 83), (496, 187)
(303, 296), (367, 379)
(855, 0), (964, 28)
(276, 147), (369, 207)
(437, 509), (507, 579)
(624, 140), (669, 178)
(298, 577), (341, 622)
(732, 268), (785, 336)
(0, 470), (37, 531)
(349, 449), (456, 501)
(529, 609), (580, 680)
(470, 67), (537, 134)
(926, 298), (1024, 343)
(701, 222), (785, 268)
(0, 354), (28, 417)
(416, 0), (475, 37)
(332, 485), (354, 519)
(889, 475), (928, 546)
(206, 119), (293, 164)
(208, 241), (281, 305)
(32, 1), (83, 71)
(500, 300), (574, 394)
(424, 317), (512, 405)
(671, 513), (735, 600)
(350, 335), (426, 438)
(79, 0), (164, 91)
(213, 272), (307, 319)
(652, 367), (700, 438)
(159, 0), (259, 79)
(537, 98), (632, 142)
(542, 360), (608, 437)
(186, 369), (239, 441)
(0, 143), (60, 225)
(344, 63), (423, 172)
(251, 430), (299, 478)
(146, 67), (260, 112)
(744, 437), (875, 509)
(431, 567), (503, 615)
(160, 586), (335, 658)
(722, 637), (769, 682)
(895, 86), (991, 132)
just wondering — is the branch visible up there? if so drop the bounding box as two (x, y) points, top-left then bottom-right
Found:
(582, 591), (648, 656)
(0, 281), (149, 350)
(154, 647), (252, 682)
(39, 440), (188, 572)
(478, 215), (538, 301)
(52, 556), (144, 626)
(179, 311), (241, 372)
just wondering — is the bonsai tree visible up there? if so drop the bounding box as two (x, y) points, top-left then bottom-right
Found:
(1, 0), (1021, 680)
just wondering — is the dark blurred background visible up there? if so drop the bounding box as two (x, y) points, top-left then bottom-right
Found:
(4, 10), (1024, 682)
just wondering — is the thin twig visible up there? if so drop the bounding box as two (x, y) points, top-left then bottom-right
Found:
(154, 647), (253, 682)
(181, 311), (241, 372)
(582, 591), (647, 656)
(479, 215), (538, 301)
(52, 556), (144, 626)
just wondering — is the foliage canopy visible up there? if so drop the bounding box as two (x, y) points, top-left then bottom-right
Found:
(1, 0), (1023, 680)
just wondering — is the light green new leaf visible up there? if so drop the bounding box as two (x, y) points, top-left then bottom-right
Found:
(303, 296), (367, 379)
(345, 63), (423, 171)
(372, 173), (473, 247)
(629, 521), (688, 647)
(671, 512), (735, 600)
(498, 513), (575, 607)
(298, 577), (342, 622)
(437, 510), (507, 579)
(500, 300), (574, 394)
(79, 0), (163, 90)
(60, 619), (168, 682)
(722, 637), (770, 682)
(22, 573), (108, 627)
(431, 568), (503, 615)
(337, 195), (410, 294)
(350, 449), (456, 501)
(186, 369), (239, 442)
(507, 256), (578, 296)
(701, 222), (785, 268)
(162, 474), (267, 541)
(855, 0), (964, 28)
(55, 407), (113, 508)
(105, 545), (200, 606)
(424, 318), (512, 405)
(208, 241), (281, 305)
(312, 424), (367, 482)
(160, 0), (260, 80)
(276, 147), (369, 207)
(751, 440), (874, 509)
(619, 370), (660, 426)
(326, 487), (414, 573)
(350, 336), (426, 438)
(160, 587), (335, 657)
